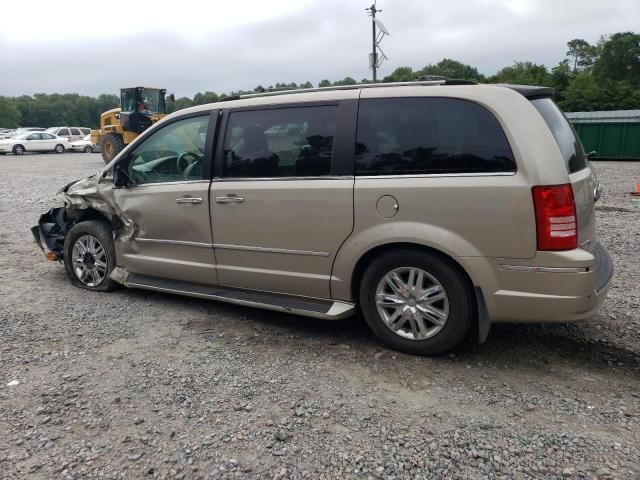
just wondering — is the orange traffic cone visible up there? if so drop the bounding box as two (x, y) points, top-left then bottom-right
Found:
(632, 181), (640, 196)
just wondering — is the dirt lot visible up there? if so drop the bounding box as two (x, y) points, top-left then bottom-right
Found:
(0, 153), (638, 479)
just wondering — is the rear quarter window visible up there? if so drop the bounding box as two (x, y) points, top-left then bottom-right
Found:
(531, 98), (587, 173)
(355, 97), (516, 175)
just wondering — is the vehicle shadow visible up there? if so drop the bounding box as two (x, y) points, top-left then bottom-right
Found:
(157, 290), (640, 374)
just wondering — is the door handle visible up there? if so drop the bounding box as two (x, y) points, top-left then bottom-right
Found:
(176, 196), (203, 205)
(215, 195), (244, 204)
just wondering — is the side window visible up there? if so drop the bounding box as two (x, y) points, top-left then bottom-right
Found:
(355, 98), (516, 175)
(223, 105), (337, 178)
(80, 128), (91, 135)
(27, 133), (41, 140)
(58, 128), (70, 136)
(70, 128), (82, 136)
(128, 115), (209, 184)
(41, 133), (55, 139)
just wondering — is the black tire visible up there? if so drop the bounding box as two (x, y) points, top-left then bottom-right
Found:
(63, 220), (119, 292)
(13, 144), (24, 155)
(83, 145), (94, 153)
(359, 249), (474, 356)
(0, 152), (6, 155)
(100, 133), (125, 164)
(54, 144), (65, 153)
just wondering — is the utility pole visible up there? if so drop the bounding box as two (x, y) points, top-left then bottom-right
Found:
(366, 2), (388, 83)
(370, 3), (378, 82)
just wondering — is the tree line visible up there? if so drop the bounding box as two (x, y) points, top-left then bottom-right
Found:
(0, 31), (638, 129)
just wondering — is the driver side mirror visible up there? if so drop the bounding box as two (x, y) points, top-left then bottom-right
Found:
(114, 163), (136, 188)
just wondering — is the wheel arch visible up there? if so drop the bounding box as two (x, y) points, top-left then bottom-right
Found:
(349, 242), (476, 305)
(72, 207), (121, 234)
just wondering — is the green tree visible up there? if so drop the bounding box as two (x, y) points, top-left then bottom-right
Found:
(418, 58), (484, 81)
(0, 97), (21, 128)
(318, 79), (331, 88)
(489, 62), (551, 86)
(557, 73), (601, 111)
(193, 91), (219, 104)
(168, 97), (195, 113)
(593, 32), (640, 86)
(332, 77), (357, 86)
(382, 66), (415, 82)
(566, 38), (598, 72)
(550, 60), (573, 102)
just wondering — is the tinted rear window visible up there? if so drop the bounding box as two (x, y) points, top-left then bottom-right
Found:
(355, 98), (516, 175)
(531, 98), (587, 173)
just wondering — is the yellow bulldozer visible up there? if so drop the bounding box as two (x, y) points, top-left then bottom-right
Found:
(92, 87), (173, 163)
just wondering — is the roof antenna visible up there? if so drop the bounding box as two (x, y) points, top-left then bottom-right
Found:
(366, 1), (389, 82)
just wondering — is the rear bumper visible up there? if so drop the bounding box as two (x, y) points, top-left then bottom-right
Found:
(461, 242), (613, 324)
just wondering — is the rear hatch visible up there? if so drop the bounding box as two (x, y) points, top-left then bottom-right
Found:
(530, 97), (598, 250)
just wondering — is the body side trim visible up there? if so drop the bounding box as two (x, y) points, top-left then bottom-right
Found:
(499, 264), (587, 273)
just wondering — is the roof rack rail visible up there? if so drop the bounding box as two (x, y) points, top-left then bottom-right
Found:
(444, 79), (477, 85)
(237, 80), (450, 100)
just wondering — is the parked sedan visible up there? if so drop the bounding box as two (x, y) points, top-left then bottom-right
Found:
(0, 127), (46, 140)
(69, 134), (100, 153)
(0, 132), (70, 155)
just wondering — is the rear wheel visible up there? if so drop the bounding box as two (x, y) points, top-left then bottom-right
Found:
(359, 249), (474, 355)
(13, 145), (24, 155)
(100, 133), (125, 163)
(63, 220), (119, 292)
(54, 144), (65, 153)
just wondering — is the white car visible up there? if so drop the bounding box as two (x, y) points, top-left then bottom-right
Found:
(0, 132), (70, 155)
(0, 127), (45, 140)
(69, 134), (99, 153)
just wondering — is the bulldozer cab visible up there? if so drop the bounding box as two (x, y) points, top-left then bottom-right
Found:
(119, 87), (167, 134)
(93, 86), (172, 164)
(121, 87), (166, 115)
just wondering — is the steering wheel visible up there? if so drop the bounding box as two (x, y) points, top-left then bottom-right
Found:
(176, 151), (201, 174)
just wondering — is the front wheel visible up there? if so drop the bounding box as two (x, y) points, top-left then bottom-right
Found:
(359, 249), (474, 355)
(13, 145), (24, 155)
(100, 133), (125, 163)
(63, 220), (119, 292)
(54, 144), (65, 153)
(83, 145), (94, 153)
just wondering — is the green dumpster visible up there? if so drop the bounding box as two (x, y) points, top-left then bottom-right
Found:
(565, 110), (640, 160)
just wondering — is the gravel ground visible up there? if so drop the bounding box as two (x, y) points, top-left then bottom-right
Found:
(0, 153), (638, 480)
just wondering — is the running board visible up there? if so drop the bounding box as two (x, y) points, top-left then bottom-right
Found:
(116, 270), (355, 320)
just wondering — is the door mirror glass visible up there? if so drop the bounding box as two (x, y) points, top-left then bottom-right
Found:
(114, 163), (136, 188)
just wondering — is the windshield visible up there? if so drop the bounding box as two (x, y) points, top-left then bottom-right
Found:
(140, 89), (162, 113)
(531, 98), (587, 173)
(121, 88), (163, 114)
(14, 132), (31, 140)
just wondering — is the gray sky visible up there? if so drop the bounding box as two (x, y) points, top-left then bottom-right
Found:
(0, 0), (638, 98)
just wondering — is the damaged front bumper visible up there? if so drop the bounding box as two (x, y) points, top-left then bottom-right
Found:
(31, 170), (132, 262)
(31, 207), (73, 261)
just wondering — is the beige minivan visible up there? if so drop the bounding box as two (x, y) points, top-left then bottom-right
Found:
(33, 81), (613, 355)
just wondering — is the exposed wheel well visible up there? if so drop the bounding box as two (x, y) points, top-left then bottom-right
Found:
(74, 208), (119, 232)
(350, 242), (476, 304)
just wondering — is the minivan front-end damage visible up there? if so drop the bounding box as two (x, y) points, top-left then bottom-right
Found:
(31, 172), (135, 261)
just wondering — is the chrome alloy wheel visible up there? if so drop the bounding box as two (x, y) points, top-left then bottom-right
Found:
(71, 234), (108, 287)
(375, 267), (450, 340)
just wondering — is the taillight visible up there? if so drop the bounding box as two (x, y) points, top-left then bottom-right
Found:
(531, 184), (577, 251)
